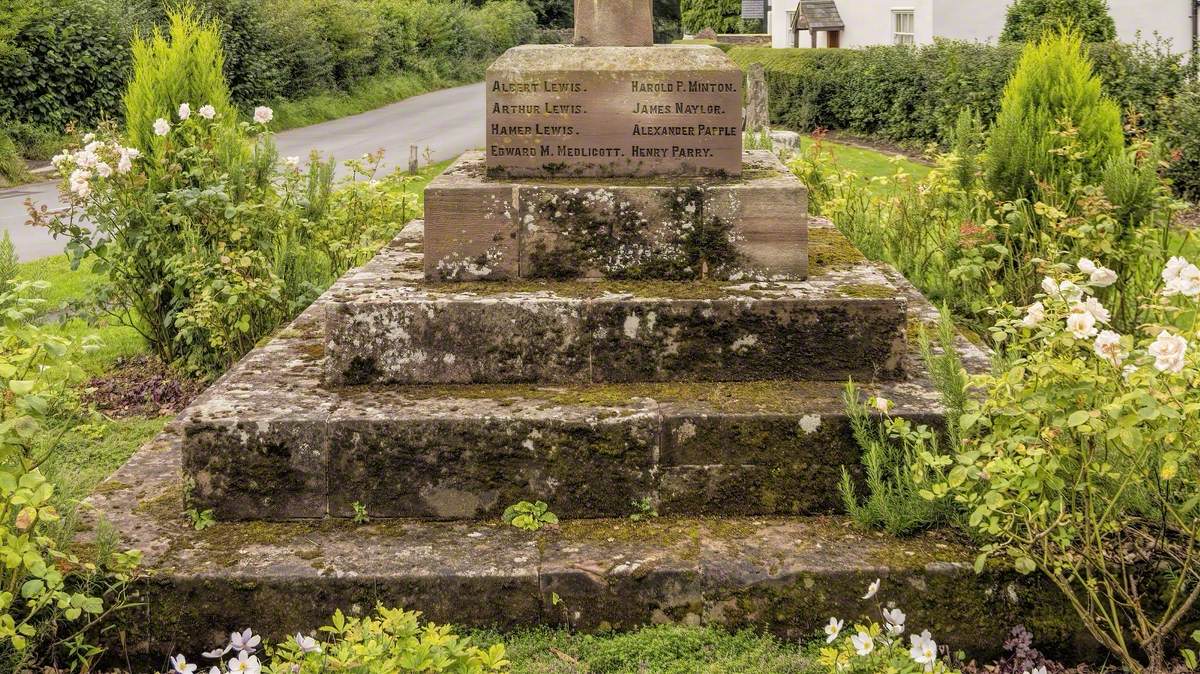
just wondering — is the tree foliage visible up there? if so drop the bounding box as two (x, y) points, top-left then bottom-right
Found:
(1001, 0), (1116, 43)
(680, 0), (743, 34)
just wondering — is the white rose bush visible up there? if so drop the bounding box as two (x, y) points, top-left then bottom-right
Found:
(925, 256), (1200, 674)
(31, 103), (420, 377)
(819, 579), (959, 673)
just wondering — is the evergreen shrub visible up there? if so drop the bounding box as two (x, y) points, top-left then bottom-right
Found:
(985, 30), (1123, 200)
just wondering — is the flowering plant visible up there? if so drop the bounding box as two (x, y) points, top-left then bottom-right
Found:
(171, 606), (508, 674)
(32, 104), (418, 377)
(818, 579), (959, 673)
(932, 256), (1200, 674)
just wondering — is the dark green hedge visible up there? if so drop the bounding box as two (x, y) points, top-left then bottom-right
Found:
(728, 40), (1191, 144)
(0, 0), (536, 129)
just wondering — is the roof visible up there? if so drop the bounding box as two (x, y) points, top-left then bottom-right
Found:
(792, 0), (845, 31)
(742, 0), (766, 20)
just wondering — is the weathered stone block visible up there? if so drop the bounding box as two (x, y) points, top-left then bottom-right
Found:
(326, 392), (659, 519)
(423, 175), (517, 281)
(573, 0), (653, 46)
(323, 296), (590, 386)
(424, 151), (807, 281)
(486, 45), (742, 178)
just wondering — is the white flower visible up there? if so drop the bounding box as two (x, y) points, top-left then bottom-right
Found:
(1041, 277), (1082, 302)
(850, 631), (874, 656)
(95, 161), (113, 178)
(51, 152), (69, 167)
(253, 106), (274, 124)
(909, 630), (938, 668)
(1026, 667), (1048, 674)
(1148, 331), (1188, 374)
(882, 607), (906, 635)
(824, 617), (843, 643)
(153, 118), (171, 136)
(209, 668), (220, 674)
(1093, 331), (1126, 367)
(1021, 301), (1045, 328)
(1077, 258), (1097, 275)
(227, 651), (261, 674)
(1065, 310), (1098, 340)
(68, 169), (91, 198)
(293, 633), (321, 654)
(82, 132), (96, 143)
(1090, 267), (1118, 287)
(178, 102), (191, 120)
(862, 578), (881, 599)
(871, 398), (891, 415)
(1075, 297), (1110, 325)
(201, 644), (231, 659)
(126, 147), (141, 159)
(74, 150), (97, 169)
(1163, 258), (1200, 298)
(229, 628), (261, 654)
(170, 655), (198, 674)
(199, 104), (217, 120)
(284, 156), (301, 170)
(798, 414), (821, 434)
(117, 152), (133, 174)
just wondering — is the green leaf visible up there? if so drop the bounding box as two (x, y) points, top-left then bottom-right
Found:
(1066, 410), (1090, 428)
(1013, 556), (1036, 575)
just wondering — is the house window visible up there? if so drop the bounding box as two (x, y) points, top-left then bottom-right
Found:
(893, 10), (915, 45)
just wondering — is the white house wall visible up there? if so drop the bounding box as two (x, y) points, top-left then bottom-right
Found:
(770, 0), (1197, 51)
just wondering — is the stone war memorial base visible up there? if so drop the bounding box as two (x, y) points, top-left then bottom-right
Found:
(81, 220), (1090, 665)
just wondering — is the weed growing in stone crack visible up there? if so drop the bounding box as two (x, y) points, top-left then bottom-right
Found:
(351, 501), (369, 524)
(502, 500), (558, 531)
(185, 508), (215, 531)
(628, 496), (658, 521)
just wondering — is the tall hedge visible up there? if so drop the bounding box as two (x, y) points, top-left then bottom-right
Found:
(727, 39), (1190, 145)
(0, 0), (536, 131)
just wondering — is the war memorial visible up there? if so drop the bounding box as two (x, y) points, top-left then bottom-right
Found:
(85, 0), (1075, 659)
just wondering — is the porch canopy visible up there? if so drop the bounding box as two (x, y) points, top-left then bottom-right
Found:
(791, 0), (844, 32)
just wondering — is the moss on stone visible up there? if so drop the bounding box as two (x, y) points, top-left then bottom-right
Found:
(92, 480), (132, 495)
(835, 283), (895, 299)
(808, 228), (867, 273)
(382, 380), (846, 414)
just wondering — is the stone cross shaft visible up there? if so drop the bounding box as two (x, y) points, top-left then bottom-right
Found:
(574, 0), (653, 47)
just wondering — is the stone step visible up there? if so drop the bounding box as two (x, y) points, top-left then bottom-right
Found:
(423, 150), (808, 281)
(176, 221), (976, 523)
(323, 227), (907, 386)
(84, 434), (1086, 666)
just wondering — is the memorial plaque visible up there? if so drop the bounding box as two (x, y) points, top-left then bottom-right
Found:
(486, 45), (743, 178)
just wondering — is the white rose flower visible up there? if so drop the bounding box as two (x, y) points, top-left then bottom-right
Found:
(824, 617), (843, 643)
(1077, 258), (1098, 275)
(798, 414), (821, 434)
(1089, 266), (1118, 287)
(178, 102), (191, 120)
(68, 169), (91, 198)
(1021, 301), (1045, 328)
(1076, 297), (1110, 324)
(198, 104), (217, 120)
(1093, 330), (1125, 367)
(1066, 311), (1098, 340)
(1148, 331), (1188, 374)
(850, 631), (874, 656)
(1041, 277), (1083, 302)
(1163, 257), (1200, 298)
(153, 118), (171, 136)
(253, 106), (274, 124)
(1040, 276), (1059, 296)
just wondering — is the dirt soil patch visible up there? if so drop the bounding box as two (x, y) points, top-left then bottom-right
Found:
(83, 355), (206, 417)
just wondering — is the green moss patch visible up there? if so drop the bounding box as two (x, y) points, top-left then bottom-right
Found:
(808, 227), (867, 273)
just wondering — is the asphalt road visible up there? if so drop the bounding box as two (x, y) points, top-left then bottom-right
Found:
(0, 82), (485, 261)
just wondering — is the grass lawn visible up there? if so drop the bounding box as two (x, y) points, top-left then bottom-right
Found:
(798, 135), (931, 187)
(474, 625), (818, 674)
